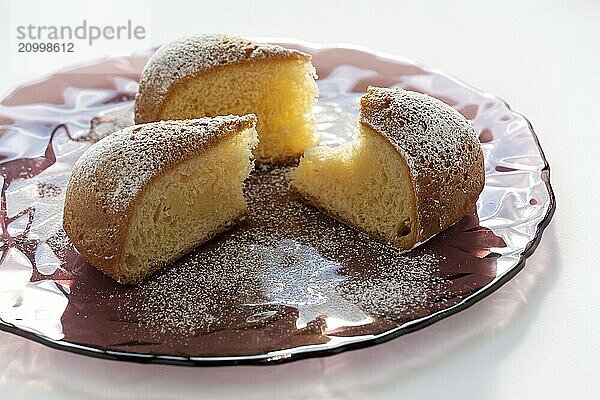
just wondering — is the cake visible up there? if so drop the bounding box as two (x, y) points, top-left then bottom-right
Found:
(134, 34), (318, 164)
(63, 115), (258, 284)
(291, 86), (485, 250)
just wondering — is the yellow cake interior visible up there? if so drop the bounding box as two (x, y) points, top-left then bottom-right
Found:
(291, 124), (417, 248)
(159, 59), (317, 163)
(121, 128), (258, 281)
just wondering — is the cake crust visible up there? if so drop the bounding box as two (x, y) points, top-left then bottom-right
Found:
(359, 87), (485, 245)
(134, 34), (312, 124)
(63, 115), (257, 283)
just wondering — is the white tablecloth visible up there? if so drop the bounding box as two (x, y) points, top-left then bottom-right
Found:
(0, 0), (598, 398)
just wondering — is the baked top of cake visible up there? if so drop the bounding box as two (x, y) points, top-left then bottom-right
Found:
(360, 87), (484, 239)
(134, 34), (312, 124)
(69, 115), (255, 212)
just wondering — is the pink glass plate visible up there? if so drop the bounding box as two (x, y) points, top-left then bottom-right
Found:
(0, 40), (555, 366)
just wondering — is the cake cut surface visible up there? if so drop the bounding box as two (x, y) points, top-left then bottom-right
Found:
(135, 34), (318, 164)
(63, 115), (258, 283)
(292, 124), (416, 247)
(291, 87), (485, 250)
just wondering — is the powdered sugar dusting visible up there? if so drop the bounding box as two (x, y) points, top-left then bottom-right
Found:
(68, 115), (256, 213)
(360, 87), (479, 183)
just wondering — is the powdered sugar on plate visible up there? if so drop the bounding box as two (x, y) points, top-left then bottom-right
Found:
(114, 166), (448, 339)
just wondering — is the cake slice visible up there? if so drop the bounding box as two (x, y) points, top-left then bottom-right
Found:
(134, 34), (318, 164)
(291, 87), (485, 250)
(63, 115), (258, 284)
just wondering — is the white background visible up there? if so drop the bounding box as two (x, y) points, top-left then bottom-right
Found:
(0, 0), (598, 399)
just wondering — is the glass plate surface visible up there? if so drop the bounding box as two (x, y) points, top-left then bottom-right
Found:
(0, 40), (555, 366)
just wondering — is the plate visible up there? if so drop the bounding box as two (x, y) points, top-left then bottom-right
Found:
(0, 40), (555, 366)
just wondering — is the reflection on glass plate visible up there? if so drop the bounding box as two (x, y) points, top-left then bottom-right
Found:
(0, 41), (555, 365)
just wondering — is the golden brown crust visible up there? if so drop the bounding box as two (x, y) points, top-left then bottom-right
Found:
(134, 34), (312, 124)
(63, 115), (256, 284)
(359, 87), (485, 246)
